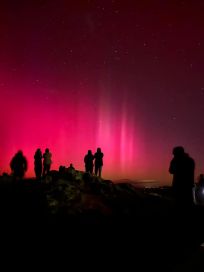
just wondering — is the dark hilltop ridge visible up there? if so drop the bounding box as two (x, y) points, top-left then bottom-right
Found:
(0, 170), (204, 271)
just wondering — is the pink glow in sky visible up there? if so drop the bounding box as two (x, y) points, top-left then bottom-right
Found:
(0, 81), (145, 181)
(1, 1), (204, 185)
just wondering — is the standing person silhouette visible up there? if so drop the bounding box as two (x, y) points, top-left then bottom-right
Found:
(169, 146), (195, 205)
(34, 148), (42, 180)
(10, 150), (28, 179)
(84, 150), (94, 174)
(94, 147), (104, 178)
(43, 148), (52, 177)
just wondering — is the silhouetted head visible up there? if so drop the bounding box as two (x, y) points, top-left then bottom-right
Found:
(173, 146), (185, 157)
(17, 150), (23, 156)
(97, 147), (101, 153)
(36, 148), (41, 153)
(88, 150), (92, 155)
(45, 148), (49, 153)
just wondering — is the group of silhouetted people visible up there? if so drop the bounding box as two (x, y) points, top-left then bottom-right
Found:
(84, 148), (104, 177)
(9, 144), (201, 206)
(34, 148), (52, 179)
(10, 147), (104, 180)
(10, 148), (52, 180)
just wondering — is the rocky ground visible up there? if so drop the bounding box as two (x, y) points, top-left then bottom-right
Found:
(0, 170), (204, 271)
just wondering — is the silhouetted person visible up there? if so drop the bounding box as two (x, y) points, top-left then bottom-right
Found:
(68, 163), (75, 170)
(67, 163), (75, 173)
(94, 147), (104, 177)
(169, 146), (195, 205)
(34, 148), (42, 180)
(66, 163), (76, 180)
(10, 150), (28, 179)
(43, 148), (52, 177)
(84, 150), (94, 174)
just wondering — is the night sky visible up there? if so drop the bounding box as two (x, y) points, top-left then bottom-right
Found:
(0, 0), (204, 184)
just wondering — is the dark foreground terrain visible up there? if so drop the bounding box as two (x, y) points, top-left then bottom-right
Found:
(0, 171), (204, 271)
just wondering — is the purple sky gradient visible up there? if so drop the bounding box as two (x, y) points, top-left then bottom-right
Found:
(0, 0), (204, 184)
